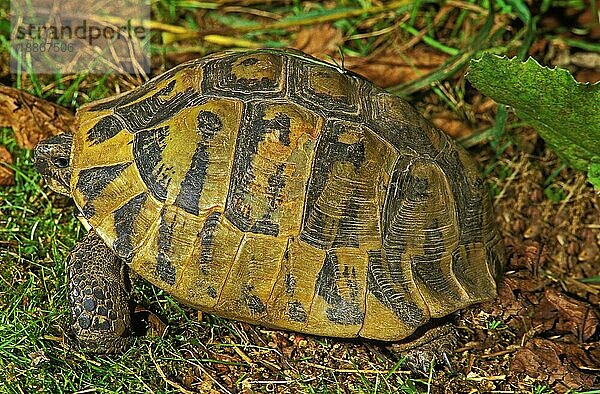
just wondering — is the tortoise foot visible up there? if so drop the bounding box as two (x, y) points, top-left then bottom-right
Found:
(392, 323), (458, 373)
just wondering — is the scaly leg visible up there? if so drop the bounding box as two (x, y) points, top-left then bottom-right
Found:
(392, 323), (458, 373)
(67, 230), (131, 353)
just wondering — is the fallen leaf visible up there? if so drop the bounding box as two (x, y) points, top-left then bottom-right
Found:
(575, 69), (600, 84)
(495, 281), (526, 320)
(497, 276), (545, 323)
(0, 86), (75, 149)
(571, 51), (600, 84)
(570, 52), (600, 69)
(431, 113), (473, 138)
(510, 338), (596, 391)
(508, 240), (547, 271)
(0, 145), (14, 186)
(578, 5), (600, 40)
(134, 306), (167, 338)
(538, 288), (599, 341)
(563, 341), (600, 375)
(293, 24), (344, 59)
(343, 46), (449, 88)
(528, 37), (549, 58)
(471, 95), (497, 115)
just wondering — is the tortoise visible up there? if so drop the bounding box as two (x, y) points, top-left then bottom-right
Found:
(33, 49), (504, 362)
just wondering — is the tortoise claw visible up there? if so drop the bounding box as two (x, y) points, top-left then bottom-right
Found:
(392, 323), (459, 374)
(442, 351), (456, 375)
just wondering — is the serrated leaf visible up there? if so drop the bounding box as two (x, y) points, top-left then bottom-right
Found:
(588, 161), (600, 189)
(467, 53), (600, 177)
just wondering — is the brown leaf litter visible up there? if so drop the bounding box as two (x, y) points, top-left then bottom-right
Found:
(0, 85), (75, 149)
(293, 24), (344, 59)
(479, 146), (600, 392)
(291, 24), (449, 89)
(511, 338), (598, 391)
(0, 145), (14, 186)
(344, 47), (449, 88)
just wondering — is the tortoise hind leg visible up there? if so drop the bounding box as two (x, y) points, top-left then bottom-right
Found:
(67, 230), (132, 353)
(392, 322), (458, 373)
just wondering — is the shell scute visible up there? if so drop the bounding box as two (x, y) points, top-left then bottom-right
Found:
(299, 119), (397, 250)
(288, 59), (366, 118)
(224, 100), (322, 238)
(202, 52), (286, 99)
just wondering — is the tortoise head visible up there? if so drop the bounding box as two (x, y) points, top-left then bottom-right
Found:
(34, 132), (74, 195)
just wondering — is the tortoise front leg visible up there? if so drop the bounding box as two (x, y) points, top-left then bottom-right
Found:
(67, 230), (131, 353)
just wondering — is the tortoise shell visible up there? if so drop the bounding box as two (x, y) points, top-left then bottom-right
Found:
(72, 49), (504, 341)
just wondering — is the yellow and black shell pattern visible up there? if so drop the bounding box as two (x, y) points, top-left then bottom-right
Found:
(72, 49), (504, 341)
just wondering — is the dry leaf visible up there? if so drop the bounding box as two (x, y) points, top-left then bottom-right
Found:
(293, 24), (344, 59)
(539, 288), (599, 341)
(495, 281), (527, 320)
(471, 95), (497, 115)
(344, 46), (449, 88)
(528, 37), (549, 58)
(578, 4), (600, 40)
(508, 240), (547, 271)
(575, 69), (600, 84)
(511, 338), (596, 391)
(0, 145), (15, 186)
(431, 113), (474, 138)
(570, 52), (600, 69)
(134, 306), (167, 338)
(0, 86), (75, 149)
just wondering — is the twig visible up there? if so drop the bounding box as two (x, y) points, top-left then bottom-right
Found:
(307, 362), (412, 375)
(494, 158), (527, 201)
(480, 348), (518, 359)
(230, 341), (254, 365)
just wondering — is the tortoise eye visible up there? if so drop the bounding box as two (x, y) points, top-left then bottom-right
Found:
(53, 157), (69, 168)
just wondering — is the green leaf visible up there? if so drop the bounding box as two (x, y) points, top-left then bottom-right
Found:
(467, 53), (600, 188)
(0, 19), (10, 38)
(588, 161), (600, 189)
